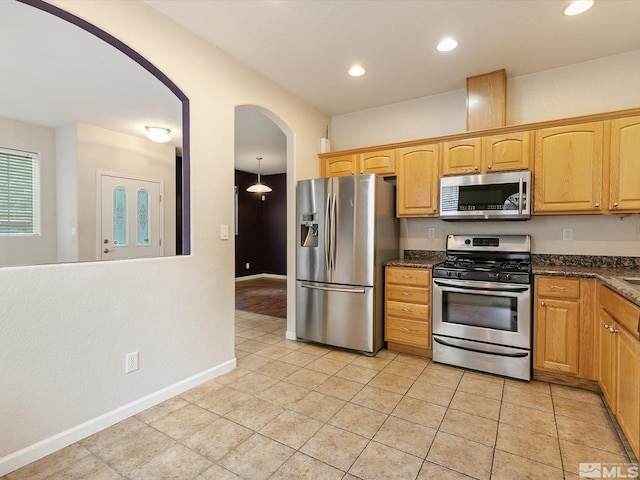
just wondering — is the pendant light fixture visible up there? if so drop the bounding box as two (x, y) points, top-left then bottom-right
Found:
(246, 156), (272, 193)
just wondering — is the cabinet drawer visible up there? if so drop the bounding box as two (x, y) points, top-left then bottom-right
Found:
(386, 267), (431, 286)
(386, 317), (430, 347)
(386, 285), (431, 304)
(386, 300), (429, 322)
(536, 277), (580, 299)
(599, 284), (640, 339)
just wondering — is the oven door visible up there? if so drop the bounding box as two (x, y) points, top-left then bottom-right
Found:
(432, 277), (531, 349)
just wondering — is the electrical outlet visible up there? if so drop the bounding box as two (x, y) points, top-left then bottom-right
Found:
(125, 352), (139, 373)
(562, 228), (573, 241)
(245, 262), (250, 269)
(427, 227), (435, 238)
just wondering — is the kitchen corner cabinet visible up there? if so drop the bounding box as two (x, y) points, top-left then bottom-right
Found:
(534, 276), (597, 382)
(442, 132), (531, 176)
(597, 284), (640, 460)
(609, 115), (640, 212)
(320, 149), (396, 177)
(385, 266), (432, 357)
(534, 122), (604, 214)
(396, 144), (440, 217)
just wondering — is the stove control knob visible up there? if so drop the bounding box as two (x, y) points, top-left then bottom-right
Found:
(456, 272), (462, 278)
(447, 271), (452, 277)
(464, 239), (471, 245)
(504, 274), (511, 281)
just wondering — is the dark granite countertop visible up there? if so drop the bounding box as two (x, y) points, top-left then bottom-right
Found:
(385, 250), (640, 307)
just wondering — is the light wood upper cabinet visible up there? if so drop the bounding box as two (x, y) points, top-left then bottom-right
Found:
(483, 131), (531, 173)
(534, 122), (604, 214)
(321, 150), (396, 177)
(609, 115), (640, 211)
(359, 149), (396, 176)
(441, 138), (482, 175)
(396, 144), (440, 217)
(443, 133), (530, 176)
(322, 154), (358, 177)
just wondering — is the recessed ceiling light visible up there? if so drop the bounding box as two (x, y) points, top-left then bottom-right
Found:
(436, 38), (459, 52)
(348, 65), (366, 77)
(563, 0), (594, 16)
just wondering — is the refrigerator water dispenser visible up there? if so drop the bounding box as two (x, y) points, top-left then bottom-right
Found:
(300, 213), (318, 247)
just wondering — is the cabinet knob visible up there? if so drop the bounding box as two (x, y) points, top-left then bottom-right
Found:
(608, 326), (619, 334)
(402, 291), (410, 296)
(360, 171), (364, 174)
(433, 208), (437, 212)
(402, 275), (412, 279)
(103, 248), (111, 254)
(487, 165), (492, 170)
(613, 202), (619, 207)
(540, 301), (545, 306)
(402, 308), (411, 312)
(594, 202), (600, 207)
(474, 166), (478, 171)
(604, 324), (610, 329)
(402, 327), (410, 332)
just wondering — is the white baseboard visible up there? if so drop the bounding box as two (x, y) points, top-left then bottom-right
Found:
(235, 273), (286, 282)
(0, 358), (236, 477)
(286, 330), (297, 341)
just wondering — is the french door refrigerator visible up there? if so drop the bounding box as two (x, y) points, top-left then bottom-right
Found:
(296, 174), (398, 355)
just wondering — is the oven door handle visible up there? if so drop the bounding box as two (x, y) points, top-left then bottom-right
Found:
(433, 337), (529, 358)
(433, 279), (529, 294)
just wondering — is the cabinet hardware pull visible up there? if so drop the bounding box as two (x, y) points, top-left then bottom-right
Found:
(613, 202), (618, 207)
(402, 308), (411, 312)
(549, 285), (567, 290)
(474, 166), (478, 170)
(604, 324), (611, 329)
(608, 326), (619, 334)
(595, 202), (600, 207)
(487, 165), (492, 169)
(402, 327), (410, 331)
(433, 208), (437, 212)
(540, 301), (545, 306)
(402, 275), (412, 279)
(402, 291), (410, 296)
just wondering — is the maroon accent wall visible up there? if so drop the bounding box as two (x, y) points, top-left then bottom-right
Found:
(235, 170), (287, 277)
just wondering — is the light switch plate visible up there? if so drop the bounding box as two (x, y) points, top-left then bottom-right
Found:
(220, 224), (229, 240)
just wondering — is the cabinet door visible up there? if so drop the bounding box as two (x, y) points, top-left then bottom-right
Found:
(360, 150), (396, 176)
(534, 298), (579, 374)
(483, 132), (531, 173)
(610, 116), (640, 211)
(616, 326), (640, 460)
(396, 144), (440, 217)
(323, 154), (357, 177)
(534, 122), (603, 213)
(598, 309), (617, 410)
(441, 138), (482, 176)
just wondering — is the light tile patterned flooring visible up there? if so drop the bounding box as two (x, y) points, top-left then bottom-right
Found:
(6, 310), (638, 480)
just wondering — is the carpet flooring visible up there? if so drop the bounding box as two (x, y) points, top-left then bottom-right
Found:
(235, 277), (287, 318)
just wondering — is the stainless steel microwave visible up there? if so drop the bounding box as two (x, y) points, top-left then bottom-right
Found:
(439, 171), (531, 220)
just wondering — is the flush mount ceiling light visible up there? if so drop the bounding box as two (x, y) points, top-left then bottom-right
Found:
(348, 65), (366, 77)
(563, 0), (594, 15)
(436, 38), (459, 52)
(246, 157), (272, 193)
(144, 126), (171, 143)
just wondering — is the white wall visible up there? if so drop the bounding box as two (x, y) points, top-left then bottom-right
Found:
(0, 1), (328, 474)
(0, 116), (57, 266)
(332, 49), (640, 257)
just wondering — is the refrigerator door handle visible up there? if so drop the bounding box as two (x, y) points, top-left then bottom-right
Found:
(330, 192), (337, 270)
(324, 192), (331, 271)
(300, 283), (366, 294)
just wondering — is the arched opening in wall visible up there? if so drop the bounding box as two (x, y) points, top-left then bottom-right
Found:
(234, 105), (292, 337)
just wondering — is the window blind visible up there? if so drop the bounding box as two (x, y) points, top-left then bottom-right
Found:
(0, 148), (41, 235)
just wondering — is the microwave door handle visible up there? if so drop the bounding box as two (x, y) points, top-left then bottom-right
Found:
(518, 176), (524, 214)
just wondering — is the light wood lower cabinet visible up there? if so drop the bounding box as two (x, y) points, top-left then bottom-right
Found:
(598, 284), (640, 460)
(533, 276), (597, 384)
(385, 266), (432, 357)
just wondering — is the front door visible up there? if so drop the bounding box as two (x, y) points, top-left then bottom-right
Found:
(99, 172), (163, 260)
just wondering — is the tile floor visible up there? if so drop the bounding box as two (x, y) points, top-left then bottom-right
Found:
(5, 310), (638, 480)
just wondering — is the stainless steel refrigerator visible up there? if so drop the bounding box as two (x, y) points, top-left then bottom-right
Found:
(296, 174), (398, 355)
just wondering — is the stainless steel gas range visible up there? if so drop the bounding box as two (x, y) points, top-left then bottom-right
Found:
(432, 234), (532, 381)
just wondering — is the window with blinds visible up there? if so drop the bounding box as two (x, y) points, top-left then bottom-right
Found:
(0, 147), (41, 235)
